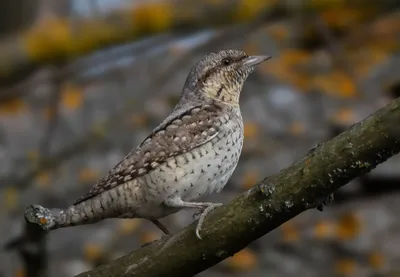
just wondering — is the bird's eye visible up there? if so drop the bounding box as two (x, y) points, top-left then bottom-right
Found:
(222, 58), (233, 66)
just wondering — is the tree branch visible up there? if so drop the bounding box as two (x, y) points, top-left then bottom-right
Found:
(75, 97), (400, 277)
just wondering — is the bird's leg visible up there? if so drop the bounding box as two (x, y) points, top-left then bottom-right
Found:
(150, 219), (170, 235)
(164, 197), (223, 239)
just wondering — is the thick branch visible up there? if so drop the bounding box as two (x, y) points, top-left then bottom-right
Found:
(76, 98), (400, 277)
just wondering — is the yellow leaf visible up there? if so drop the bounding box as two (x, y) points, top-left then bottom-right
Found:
(131, 2), (173, 33)
(312, 72), (357, 98)
(0, 99), (25, 115)
(140, 231), (159, 244)
(36, 171), (50, 188)
(335, 258), (357, 275)
(241, 170), (259, 190)
(79, 168), (100, 184)
(235, 0), (274, 22)
(4, 187), (18, 210)
(332, 108), (355, 125)
(243, 122), (259, 139)
(61, 83), (83, 110)
(264, 23), (289, 41)
(368, 251), (385, 270)
(224, 248), (257, 272)
(27, 150), (39, 162)
(288, 122), (304, 135)
(83, 243), (104, 262)
(281, 221), (299, 242)
(336, 212), (362, 240)
(118, 219), (141, 235)
(15, 268), (25, 277)
(314, 220), (334, 239)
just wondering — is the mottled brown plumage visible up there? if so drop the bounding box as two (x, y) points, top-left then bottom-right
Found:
(24, 50), (271, 239)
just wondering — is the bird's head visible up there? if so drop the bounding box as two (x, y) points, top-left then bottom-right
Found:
(181, 49), (270, 106)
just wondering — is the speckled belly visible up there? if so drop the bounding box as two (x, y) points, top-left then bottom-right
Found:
(135, 126), (243, 219)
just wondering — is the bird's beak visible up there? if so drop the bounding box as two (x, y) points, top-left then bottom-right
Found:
(242, 55), (271, 67)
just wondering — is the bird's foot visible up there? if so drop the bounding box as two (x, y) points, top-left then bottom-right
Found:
(195, 203), (223, 240)
(316, 193), (335, 211)
(24, 205), (56, 231)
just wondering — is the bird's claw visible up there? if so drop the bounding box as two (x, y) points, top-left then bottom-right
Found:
(195, 203), (223, 240)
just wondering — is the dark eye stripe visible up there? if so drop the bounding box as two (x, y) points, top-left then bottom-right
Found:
(197, 54), (247, 87)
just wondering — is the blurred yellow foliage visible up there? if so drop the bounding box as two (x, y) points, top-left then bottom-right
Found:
(243, 121), (259, 139)
(335, 258), (357, 276)
(36, 171), (50, 188)
(288, 122), (304, 135)
(79, 168), (101, 184)
(118, 219), (141, 235)
(241, 170), (259, 190)
(15, 268), (25, 277)
(61, 83), (84, 110)
(368, 251), (386, 270)
(4, 187), (18, 211)
(235, 0), (275, 22)
(23, 17), (71, 60)
(260, 49), (311, 91)
(314, 220), (334, 239)
(140, 231), (159, 244)
(3, 187), (19, 210)
(332, 108), (355, 125)
(83, 243), (104, 262)
(281, 221), (299, 242)
(264, 23), (290, 42)
(0, 98), (25, 115)
(321, 7), (365, 29)
(313, 72), (357, 98)
(336, 212), (362, 240)
(224, 248), (257, 272)
(27, 150), (39, 162)
(130, 2), (173, 33)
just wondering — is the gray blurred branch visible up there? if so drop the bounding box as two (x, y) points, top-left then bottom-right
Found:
(75, 98), (400, 277)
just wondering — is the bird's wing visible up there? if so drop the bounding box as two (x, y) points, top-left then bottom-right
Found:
(74, 103), (224, 204)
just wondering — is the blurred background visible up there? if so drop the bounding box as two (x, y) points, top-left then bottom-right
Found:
(0, 0), (399, 276)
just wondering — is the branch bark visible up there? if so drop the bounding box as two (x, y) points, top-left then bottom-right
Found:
(75, 97), (400, 277)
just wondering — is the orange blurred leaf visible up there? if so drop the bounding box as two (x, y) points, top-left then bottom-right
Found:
(4, 187), (18, 211)
(314, 220), (335, 239)
(281, 221), (299, 242)
(118, 219), (141, 236)
(336, 212), (362, 240)
(36, 171), (50, 188)
(241, 170), (259, 190)
(335, 258), (357, 276)
(61, 83), (83, 110)
(79, 168), (101, 184)
(368, 251), (385, 270)
(224, 248), (257, 272)
(243, 121), (259, 139)
(332, 108), (355, 125)
(83, 243), (104, 262)
(288, 122), (304, 135)
(0, 98), (25, 115)
(140, 231), (159, 244)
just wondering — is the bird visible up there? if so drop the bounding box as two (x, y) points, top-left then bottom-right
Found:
(24, 49), (271, 239)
